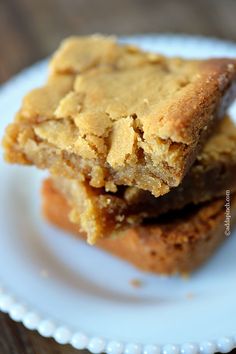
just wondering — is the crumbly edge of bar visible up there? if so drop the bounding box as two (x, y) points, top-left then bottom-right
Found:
(52, 177), (135, 244)
(49, 115), (236, 242)
(3, 121), (184, 196)
(2, 94), (220, 196)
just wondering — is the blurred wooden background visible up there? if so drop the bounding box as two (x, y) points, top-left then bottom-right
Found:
(1, 0), (236, 353)
(1, 0), (236, 84)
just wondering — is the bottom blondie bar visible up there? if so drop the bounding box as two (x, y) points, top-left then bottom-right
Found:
(42, 179), (236, 275)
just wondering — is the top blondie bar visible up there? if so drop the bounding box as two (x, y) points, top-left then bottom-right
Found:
(3, 35), (236, 196)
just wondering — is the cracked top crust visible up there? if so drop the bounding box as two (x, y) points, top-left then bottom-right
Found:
(49, 35), (236, 141)
(3, 35), (236, 194)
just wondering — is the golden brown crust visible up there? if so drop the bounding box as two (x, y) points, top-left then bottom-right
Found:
(42, 179), (236, 275)
(3, 35), (236, 196)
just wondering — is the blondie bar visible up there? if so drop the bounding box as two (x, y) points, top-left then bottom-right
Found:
(52, 116), (236, 244)
(42, 179), (236, 275)
(3, 35), (236, 196)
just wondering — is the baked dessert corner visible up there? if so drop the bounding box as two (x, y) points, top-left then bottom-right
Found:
(3, 35), (236, 196)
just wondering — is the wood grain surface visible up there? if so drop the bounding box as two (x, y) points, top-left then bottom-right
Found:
(1, 0), (236, 353)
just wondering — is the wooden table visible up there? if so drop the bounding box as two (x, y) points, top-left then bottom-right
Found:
(1, 0), (236, 352)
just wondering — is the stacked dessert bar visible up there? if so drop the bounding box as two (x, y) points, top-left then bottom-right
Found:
(3, 35), (236, 274)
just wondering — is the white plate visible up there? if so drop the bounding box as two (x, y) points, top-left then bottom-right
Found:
(0, 35), (236, 354)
